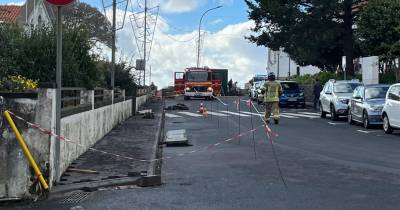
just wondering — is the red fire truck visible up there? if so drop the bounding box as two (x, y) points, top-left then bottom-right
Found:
(174, 67), (227, 100)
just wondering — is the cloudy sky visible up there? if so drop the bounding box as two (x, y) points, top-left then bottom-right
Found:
(2, 0), (268, 87)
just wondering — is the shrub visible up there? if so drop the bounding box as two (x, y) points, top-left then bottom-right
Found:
(0, 75), (38, 92)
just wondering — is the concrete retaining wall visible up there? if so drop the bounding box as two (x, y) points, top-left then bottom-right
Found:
(59, 100), (132, 176)
(0, 88), (139, 199)
(300, 85), (314, 103)
(0, 89), (54, 199)
(135, 94), (150, 112)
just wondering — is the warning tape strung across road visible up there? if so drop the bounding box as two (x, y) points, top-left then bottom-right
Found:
(215, 97), (228, 106)
(7, 111), (267, 164)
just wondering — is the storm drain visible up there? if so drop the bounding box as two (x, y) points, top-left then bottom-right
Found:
(60, 191), (91, 204)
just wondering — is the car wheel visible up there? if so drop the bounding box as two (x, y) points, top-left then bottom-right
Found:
(363, 112), (370, 129)
(348, 110), (354, 125)
(320, 102), (326, 118)
(330, 105), (338, 121)
(383, 114), (393, 134)
(184, 96), (189, 100)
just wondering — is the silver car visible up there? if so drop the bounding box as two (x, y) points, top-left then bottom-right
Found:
(320, 79), (361, 120)
(348, 84), (390, 128)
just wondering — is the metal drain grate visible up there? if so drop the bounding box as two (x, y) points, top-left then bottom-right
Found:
(60, 192), (91, 204)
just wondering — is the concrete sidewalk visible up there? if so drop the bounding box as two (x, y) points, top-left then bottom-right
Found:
(52, 97), (163, 193)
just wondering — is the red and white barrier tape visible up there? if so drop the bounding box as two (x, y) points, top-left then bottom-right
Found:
(7, 111), (269, 163)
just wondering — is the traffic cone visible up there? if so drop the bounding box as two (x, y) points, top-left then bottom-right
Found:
(203, 107), (208, 118)
(199, 103), (204, 113)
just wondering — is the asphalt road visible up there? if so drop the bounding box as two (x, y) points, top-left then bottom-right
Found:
(6, 96), (400, 210)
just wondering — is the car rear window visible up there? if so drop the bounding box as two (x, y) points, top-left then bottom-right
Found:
(281, 82), (299, 91)
(334, 83), (359, 93)
(365, 87), (389, 99)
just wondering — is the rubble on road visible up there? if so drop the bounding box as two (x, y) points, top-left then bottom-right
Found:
(165, 103), (189, 111)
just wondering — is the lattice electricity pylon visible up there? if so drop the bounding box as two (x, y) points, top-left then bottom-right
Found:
(129, 5), (159, 62)
(101, 0), (129, 31)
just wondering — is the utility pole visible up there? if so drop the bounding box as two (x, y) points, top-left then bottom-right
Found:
(288, 57), (291, 80)
(149, 65), (151, 84)
(55, 6), (62, 182)
(111, 0), (116, 90)
(277, 51), (280, 79)
(143, 0), (147, 87)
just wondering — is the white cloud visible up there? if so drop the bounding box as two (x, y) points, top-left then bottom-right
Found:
(213, 0), (233, 6)
(210, 18), (223, 25)
(6, 1), (24, 5)
(98, 9), (267, 88)
(160, 0), (200, 13)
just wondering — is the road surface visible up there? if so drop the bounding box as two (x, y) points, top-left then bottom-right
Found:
(10, 96), (400, 210)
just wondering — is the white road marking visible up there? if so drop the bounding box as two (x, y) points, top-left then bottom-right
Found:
(239, 111), (264, 116)
(357, 130), (370, 134)
(327, 122), (346, 125)
(207, 111), (228, 116)
(281, 113), (319, 119)
(279, 114), (299, 119)
(165, 113), (182, 118)
(357, 130), (380, 134)
(298, 112), (320, 116)
(178, 112), (203, 117)
(220, 111), (251, 117)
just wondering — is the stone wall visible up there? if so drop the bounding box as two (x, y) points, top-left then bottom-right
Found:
(300, 85), (314, 103)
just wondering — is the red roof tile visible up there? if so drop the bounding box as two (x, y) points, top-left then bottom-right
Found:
(0, 5), (22, 23)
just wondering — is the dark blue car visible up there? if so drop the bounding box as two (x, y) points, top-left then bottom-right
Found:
(279, 81), (306, 107)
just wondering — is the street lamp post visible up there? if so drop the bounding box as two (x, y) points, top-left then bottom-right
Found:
(197, 5), (222, 68)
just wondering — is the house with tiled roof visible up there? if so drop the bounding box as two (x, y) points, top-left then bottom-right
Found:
(16, 0), (57, 28)
(0, 5), (22, 24)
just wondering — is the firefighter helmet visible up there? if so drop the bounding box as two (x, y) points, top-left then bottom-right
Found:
(268, 72), (276, 81)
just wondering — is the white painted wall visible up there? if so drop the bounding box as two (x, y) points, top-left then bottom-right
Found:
(361, 56), (379, 85)
(58, 99), (132, 179)
(135, 94), (150, 112)
(267, 49), (320, 78)
(27, 0), (52, 28)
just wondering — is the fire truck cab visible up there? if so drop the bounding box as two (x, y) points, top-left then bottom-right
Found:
(175, 67), (218, 100)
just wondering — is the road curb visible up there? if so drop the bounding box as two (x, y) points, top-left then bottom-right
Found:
(141, 98), (165, 187)
(50, 176), (141, 195)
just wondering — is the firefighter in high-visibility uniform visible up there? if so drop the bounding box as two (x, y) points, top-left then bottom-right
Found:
(261, 72), (283, 124)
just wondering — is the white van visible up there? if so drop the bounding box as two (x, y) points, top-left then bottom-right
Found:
(382, 83), (400, 134)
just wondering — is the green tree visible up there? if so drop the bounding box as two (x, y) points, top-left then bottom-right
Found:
(0, 24), (102, 88)
(245, 0), (366, 74)
(63, 2), (112, 47)
(357, 0), (400, 59)
(102, 61), (137, 96)
(357, 0), (400, 81)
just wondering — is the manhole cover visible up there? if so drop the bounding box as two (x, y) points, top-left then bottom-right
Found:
(165, 129), (188, 145)
(60, 192), (91, 204)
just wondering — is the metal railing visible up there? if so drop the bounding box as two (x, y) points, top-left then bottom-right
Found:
(61, 88), (127, 117)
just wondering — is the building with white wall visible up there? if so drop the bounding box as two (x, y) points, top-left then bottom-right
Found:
(17, 0), (56, 28)
(267, 49), (320, 79)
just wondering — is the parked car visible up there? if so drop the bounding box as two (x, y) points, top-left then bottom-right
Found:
(320, 79), (361, 120)
(382, 83), (400, 134)
(255, 80), (265, 104)
(250, 81), (263, 101)
(258, 81), (305, 107)
(348, 84), (390, 128)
